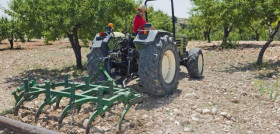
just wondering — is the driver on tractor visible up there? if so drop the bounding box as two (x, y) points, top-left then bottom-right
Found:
(133, 5), (155, 34)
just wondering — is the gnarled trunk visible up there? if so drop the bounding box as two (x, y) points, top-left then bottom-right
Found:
(207, 28), (211, 43)
(9, 38), (14, 49)
(222, 25), (233, 46)
(251, 26), (261, 41)
(67, 24), (82, 69)
(255, 31), (260, 41)
(256, 21), (280, 65)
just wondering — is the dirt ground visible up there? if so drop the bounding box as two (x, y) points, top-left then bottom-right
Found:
(0, 39), (280, 134)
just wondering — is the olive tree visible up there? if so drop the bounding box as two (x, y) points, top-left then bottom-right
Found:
(248, 0), (280, 65)
(9, 0), (137, 69)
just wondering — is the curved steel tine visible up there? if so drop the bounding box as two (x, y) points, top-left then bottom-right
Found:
(119, 105), (131, 134)
(13, 97), (26, 116)
(35, 97), (57, 122)
(85, 111), (98, 134)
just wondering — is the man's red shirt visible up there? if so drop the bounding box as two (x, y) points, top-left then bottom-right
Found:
(133, 15), (147, 33)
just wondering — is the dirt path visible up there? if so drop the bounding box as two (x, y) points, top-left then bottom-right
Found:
(0, 40), (279, 134)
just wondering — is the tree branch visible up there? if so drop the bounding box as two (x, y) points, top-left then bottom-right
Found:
(271, 21), (280, 37)
(250, 9), (269, 26)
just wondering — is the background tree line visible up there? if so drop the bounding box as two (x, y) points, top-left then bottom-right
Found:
(181, 0), (280, 65)
(0, 0), (279, 68)
(0, 0), (172, 69)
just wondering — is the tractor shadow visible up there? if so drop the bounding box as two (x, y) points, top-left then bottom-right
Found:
(178, 66), (205, 81)
(133, 88), (182, 111)
(4, 65), (87, 87)
(130, 67), (203, 111)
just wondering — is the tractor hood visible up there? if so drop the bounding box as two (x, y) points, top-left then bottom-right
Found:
(113, 32), (125, 38)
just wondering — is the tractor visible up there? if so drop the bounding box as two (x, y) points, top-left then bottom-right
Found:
(86, 0), (204, 97)
(9, 0), (204, 133)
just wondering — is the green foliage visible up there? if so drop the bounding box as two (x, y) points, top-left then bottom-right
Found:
(9, 0), (138, 68)
(183, 0), (280, 43)
(0, 17), (9, 42)
(148, 7), (172, 32)
(254, 80), (280, 102)
(9, 0), (137, 41)
(0, 17), (25, 46)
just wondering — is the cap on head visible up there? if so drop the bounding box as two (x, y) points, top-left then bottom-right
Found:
(136, 5), (149, 12)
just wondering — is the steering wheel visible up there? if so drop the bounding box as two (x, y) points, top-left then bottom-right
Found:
(136, 25), (145, 35)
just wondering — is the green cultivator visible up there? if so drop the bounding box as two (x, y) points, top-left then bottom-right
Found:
(12, 60), (142, 133)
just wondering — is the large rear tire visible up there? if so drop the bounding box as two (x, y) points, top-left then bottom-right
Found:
(138, 35), (179, 97)
(186, 48), (204, 79)
(86, 44), (109, 81)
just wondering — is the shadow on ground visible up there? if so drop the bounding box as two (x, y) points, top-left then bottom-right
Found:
(199, 43), (280, 51)
(222, 60), (280, 79)
(0, 47), (25, 51)
(129, 70), (194, 111)
(5, 65), (87, 87)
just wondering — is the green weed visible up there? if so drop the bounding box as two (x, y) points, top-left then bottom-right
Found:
(0, 108), (11, 116)
(254, 79), (279, 102)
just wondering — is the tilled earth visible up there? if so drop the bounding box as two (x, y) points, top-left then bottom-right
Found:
(0, 40), (280, 134)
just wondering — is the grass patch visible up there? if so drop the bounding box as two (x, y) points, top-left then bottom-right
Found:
(221, 40), (237, 49)
(0, 108), (12, 116)
(254, 79), (280, 102)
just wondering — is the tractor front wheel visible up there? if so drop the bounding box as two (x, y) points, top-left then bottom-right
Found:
(186, 48), (204, 79)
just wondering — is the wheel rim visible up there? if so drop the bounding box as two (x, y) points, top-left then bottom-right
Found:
(198, 54), (203, 74)
(162, 50), (176, 83)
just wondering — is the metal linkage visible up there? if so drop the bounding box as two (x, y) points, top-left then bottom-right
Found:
(12, 60), (142, 134)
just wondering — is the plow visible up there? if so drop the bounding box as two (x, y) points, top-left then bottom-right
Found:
(1, 0), (205, 133)
(11, 60), (142, 133)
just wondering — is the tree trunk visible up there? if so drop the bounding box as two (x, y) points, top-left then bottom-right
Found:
(207, 28), (211, 43)
(255, 31), (259, 41)
(67, 24), (82, 69)
(222, 26), (231, 45)
(204, 31), (207, 41)
(251, 26), (260, 41)
(207, 33), (210, 43)
(9, 38), (14, 49)
(256, 38), (273, 65)
(256, 21), (280, 65)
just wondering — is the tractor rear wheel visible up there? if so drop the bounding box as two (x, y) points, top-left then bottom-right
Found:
(138, 35), (179, 97)
(86, 44), (109, 81)
(186, 48), (204, 79)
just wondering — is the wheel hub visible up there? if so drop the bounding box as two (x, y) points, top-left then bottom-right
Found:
(198, 54), (203, 73)
(162, 50), (176, 83)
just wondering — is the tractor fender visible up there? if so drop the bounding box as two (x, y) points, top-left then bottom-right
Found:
(133, 30), (172, 45)
(91, 32), (125, 48)
(91, 33), (112, 48)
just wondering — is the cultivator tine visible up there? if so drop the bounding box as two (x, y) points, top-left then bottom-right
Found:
(58, 84), (76, 127)
(119, 105), (131, 133)
(85, 111), (98, 134)
(35, 102), (48, 122)
(13, 78), (30, 116)
(58, 104), (71, 127)
(13, 97), (26, 116)
(55, 97), (62, 109)
(35, 96), (58, 122)
(85, 105), (111, 134)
